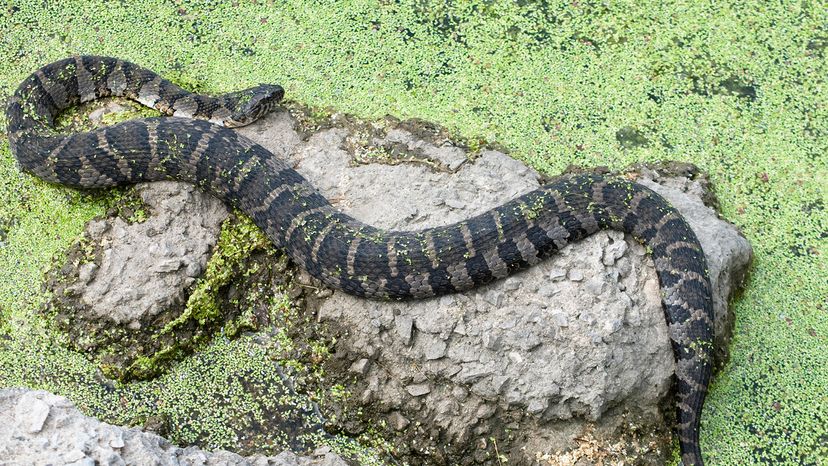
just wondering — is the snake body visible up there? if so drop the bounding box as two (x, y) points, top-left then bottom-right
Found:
(6, 56), (714, 465)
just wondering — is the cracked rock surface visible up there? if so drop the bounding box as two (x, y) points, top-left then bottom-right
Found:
(0, 388), (348, 466)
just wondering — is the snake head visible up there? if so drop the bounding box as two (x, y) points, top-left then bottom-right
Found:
(223, 84), (285, 127)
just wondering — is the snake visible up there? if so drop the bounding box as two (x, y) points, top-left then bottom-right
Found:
(6, 56), (714, 466)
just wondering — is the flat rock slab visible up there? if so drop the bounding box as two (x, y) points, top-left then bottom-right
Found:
(74, 181), (229, 327)
(0, 388), (348, 466)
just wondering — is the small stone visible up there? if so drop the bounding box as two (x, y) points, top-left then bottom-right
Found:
(453, 320), (467, 335)
(88, 109), (107, 123)
(483, 290), (503, 306)
(452, 386), (469, 401)
(406, 383), (431, 397)
(388, 411), (410, 431)
(527, 398), (547, 415)
(568, 269), (584, 281)
(476, 404), (497, 420)
(395, 315), (414, 345)
(483, 333), (502, 351)
(503, 277), (521, 291)
(154, 258), (182, 273)
(89, 103), (124, 123)
(349, 358), (371, 375)
(109, 431), (125, 449)
(185, 261), (202, 277)
(604, 319), (623, 335)
(602, 239), (628, 265)
(15, 393), (50, 433)
(548, 267), (566, 281)
(86, 220), (108, 237)
(458, 365), (493, 383)
(423, 339), (447, 360)
(77, 263), (98, 285)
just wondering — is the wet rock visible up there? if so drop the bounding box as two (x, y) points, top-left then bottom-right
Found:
(0, 389), (348, 466)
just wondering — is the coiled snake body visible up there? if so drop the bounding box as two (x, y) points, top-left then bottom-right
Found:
(6, 56), (714, 465)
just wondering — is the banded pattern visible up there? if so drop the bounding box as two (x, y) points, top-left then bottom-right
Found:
(6, 56), (714, 466)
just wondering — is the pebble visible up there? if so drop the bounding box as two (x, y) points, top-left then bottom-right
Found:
(405, 384), (431, 397)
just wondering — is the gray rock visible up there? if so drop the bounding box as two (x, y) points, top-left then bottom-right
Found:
(0, 388), (348, 466)
(76, 182), (229, 327)
(88, 102), (128, 124)
(349, 358), (371, 376)
(387, 412), (410, 431)
(405, 384), (431, 397)
(13, 391), (50, 433)
(394, 315), (414, 346)
(45, 109), (750, 463)
(239, 110), (751, 461)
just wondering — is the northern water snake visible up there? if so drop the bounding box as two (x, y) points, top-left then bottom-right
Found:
(6, 56), (714, 465)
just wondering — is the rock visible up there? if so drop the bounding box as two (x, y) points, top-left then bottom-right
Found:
(88, 102), (128, 124)
(349, 358), (371, 376)
(381, 128), (468, 171)
(405, 384), (431, 397)
(14, 391), (51, 433)
(239, 110), (751, 462)
(42, 108), (750, 464)
(73, 182), (229, 327)
(394, 315), (414, 345)
(0, 389), (348, 466)
(388, 411), (410, 431)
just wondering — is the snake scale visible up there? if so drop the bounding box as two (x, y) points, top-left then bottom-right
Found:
(6, 56), (714, 465)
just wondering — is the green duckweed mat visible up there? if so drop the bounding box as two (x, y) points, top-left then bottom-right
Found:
(0, 1), (826, 464)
